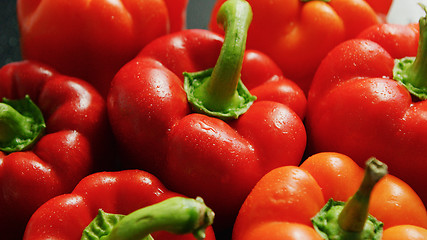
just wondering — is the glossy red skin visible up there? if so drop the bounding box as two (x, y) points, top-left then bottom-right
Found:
(0, 60), (112, 239)
(108, 29), (307, 231)
(18, 0), (188, 97)
(306, 23), (427, 204)
(358, 23), (420, 59)
(232, 153), (427, 240)
(23, 170), (216, 240)
(164, 0), (188, 32)
(209, 0), (382, 93)
(364, 0), (393, 20)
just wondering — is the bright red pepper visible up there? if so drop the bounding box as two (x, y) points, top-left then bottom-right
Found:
(24, 170), (216, 240)
(0, 60), (113, 239)
(232, 152), (427, 240)
(17, 0), (188, 97)
(108, 0), (306, 233)
(364, 0), (393, 20)
(163, 0), (189, 33)
(208, 0), (384, 93)
(307, 10), (427, 204)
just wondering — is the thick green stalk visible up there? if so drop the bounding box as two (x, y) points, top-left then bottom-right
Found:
(338, 158), (387, 232)
(312, 158), (386, 240)
(200, 0), (252, 107)
(184, 0), (256, 120)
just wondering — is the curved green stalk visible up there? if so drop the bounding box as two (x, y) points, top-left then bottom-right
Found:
(184, 0), (256, 120)
(82, 197), (214, 240)
(312, 158), (387, 240)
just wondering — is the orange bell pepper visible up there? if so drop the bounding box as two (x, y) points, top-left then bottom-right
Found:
(232, 152), (427, 240)
(209, 0), (384, 93)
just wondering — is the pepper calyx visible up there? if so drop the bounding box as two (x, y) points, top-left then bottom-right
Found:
(393, 57), (427, 100)
(312, 199), (383, 240)
(393, 4), (427, 100)
(184, 68), (256, 120)
(81, 210), (126, 240)
(0, 95), (46, 153)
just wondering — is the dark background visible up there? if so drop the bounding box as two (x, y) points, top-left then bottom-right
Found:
(0, 0), (217, 67)
(0, 0), (21, 66)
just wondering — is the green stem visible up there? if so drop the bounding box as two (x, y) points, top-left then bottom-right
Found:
(311, 158), (386, 240)
(407, 5), (427, 88)
(82, 197), (214, 240)
(0, 95), (45, 153)
(393, 4), (427, 100)
(338, 158), (387, 232)
(202, 0), (252, 107)
(184, 0), (256, 120)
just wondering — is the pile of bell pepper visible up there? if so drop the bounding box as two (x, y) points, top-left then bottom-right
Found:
(1, 0), (427, 239)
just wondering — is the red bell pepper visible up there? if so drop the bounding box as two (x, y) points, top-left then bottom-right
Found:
(307, 8), (427, 203)
(364, 0), (393, 21)
(0, 60), (113, 239)
(208, 0), (383, 93)
(232, 152), (427, 240)
(24, 170), (216, 240)
(17, 0), (189, 97)
(108, 0), (306, 232)
(164, 0), (189, 33)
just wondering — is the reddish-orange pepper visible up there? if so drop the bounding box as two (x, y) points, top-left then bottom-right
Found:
(232, 152), (427, 240)
(209, 0), (385, 93)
